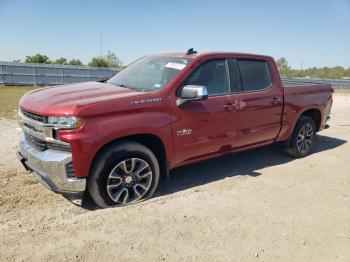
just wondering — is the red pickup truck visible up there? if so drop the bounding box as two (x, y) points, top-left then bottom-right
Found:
(17, 49), (333, 208)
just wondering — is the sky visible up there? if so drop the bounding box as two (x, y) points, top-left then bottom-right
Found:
(0, 0), (349, 69)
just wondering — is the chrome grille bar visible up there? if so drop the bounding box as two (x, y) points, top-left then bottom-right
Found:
(21, 109), (45, 123)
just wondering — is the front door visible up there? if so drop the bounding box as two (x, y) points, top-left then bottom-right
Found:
(171, 59), (239, 165)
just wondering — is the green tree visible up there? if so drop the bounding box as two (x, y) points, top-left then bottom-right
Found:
(276, 57), (290, 75)
(88, 57), (109, 67)
(54, 57), (68, 65)
(25, 54), (51, 64)
(104, 51), (122, 68)
(88, 51), (121, 68)
(68, 59), (83, 66)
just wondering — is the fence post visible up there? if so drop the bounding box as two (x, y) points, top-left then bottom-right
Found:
(0, 63), (3, 85)
(33, 65), (37, 86)
(61, 67), (64, 84)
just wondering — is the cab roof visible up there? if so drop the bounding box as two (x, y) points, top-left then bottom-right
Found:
(154, 51), (273, 61)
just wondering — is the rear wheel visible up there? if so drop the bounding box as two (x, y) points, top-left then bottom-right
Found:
(88, 141), (160, 208)
(284, 116), (316, 158)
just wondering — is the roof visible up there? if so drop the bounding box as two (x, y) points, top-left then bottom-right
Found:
(153, 51), (273, 60)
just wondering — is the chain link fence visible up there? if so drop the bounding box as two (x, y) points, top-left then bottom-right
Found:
(281, 77), (350, 88)
(0, 61), (117, 86)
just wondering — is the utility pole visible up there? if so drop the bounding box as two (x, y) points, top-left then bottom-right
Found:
(300, 58), (303, 71)
(100, 32), (103, 58)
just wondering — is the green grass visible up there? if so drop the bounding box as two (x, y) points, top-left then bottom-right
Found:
(0, 86), (36, 119)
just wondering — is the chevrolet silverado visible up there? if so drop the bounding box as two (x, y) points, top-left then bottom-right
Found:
(17, 49), (333, 208)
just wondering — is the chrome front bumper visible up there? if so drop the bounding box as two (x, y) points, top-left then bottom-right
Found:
(17, 137), (86, 196)
(324, 116), (330, 129)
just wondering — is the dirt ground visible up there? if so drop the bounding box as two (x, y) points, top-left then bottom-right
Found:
(0, 93), (349, 262)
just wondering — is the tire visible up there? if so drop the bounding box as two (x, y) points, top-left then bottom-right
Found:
(284, 116), (316, 158)
(88, 140), (160, 208)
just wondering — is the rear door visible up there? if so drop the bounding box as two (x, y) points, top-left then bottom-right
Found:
(234, 59), (283, 147)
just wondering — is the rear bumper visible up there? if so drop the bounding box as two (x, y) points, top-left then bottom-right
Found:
(17, 137), (86, 198)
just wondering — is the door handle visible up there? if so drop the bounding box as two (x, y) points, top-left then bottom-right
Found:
(222, 103), (233, 110)
(270, 97), (281, 105)
(232, 101), (240, 110)
(223, 102), (240, 111)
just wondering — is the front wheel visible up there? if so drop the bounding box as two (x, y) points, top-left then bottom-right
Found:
(88, 141), (160, 208)
(284, 116), (316, 158)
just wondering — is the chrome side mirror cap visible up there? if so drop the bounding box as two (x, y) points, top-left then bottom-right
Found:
(176, 85), (208, 106)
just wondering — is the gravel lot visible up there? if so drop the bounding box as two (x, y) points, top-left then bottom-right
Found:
(0, 92), (349, 262)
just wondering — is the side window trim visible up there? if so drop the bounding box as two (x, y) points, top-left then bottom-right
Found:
(224, 59), (232, 94)
(237, 59), (273, 93)
(227, 58), (241, 93)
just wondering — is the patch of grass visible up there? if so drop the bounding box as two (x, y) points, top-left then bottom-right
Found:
(0, 86), (36, 119)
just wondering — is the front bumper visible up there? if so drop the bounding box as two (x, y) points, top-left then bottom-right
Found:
(17, 137), (86, 198)
(323, 116), (330, 129)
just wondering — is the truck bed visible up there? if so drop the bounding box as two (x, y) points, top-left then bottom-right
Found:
(277, 80), (333, 142)
(281, 78), (329, 88)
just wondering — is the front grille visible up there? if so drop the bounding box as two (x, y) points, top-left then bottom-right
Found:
(24, 123), (43, 133)
(22, 110), (45, 123)
(47, 142), (71, 152)
(65, 162), (75, 178)
(24, 133), (71, 152)
(25, 133), (47, 151)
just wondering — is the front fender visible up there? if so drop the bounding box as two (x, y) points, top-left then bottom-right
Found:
(58, 111), (173, 178)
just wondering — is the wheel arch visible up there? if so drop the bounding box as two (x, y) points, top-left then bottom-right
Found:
(299, 108), (322, 131)
(282, 107), (321, 147)
(90, 133), (169, 180)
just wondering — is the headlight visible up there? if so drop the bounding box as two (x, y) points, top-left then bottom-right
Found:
(47, 116), (84, 128)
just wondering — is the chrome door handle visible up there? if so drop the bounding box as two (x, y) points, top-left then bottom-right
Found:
(270, 97), (281, 105)
(232, 101), (240, 110)
(222, 103), (233, 110)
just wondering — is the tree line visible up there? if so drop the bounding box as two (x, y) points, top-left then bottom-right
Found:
(276, 57), (350, 80)
(12, 54), (350, 79)
(14, 51), (122, 68)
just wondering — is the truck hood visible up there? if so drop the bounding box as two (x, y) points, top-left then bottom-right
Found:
(20, 82), (142, 115)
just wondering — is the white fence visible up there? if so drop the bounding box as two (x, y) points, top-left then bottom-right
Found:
(0, 61), (117, 86)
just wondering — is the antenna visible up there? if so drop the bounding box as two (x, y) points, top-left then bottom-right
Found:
(186, 48), (197, 55)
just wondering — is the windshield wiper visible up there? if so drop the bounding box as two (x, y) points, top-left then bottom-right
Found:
(116, 84), (137, 91)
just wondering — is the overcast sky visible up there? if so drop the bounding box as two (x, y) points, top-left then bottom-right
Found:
(0, 0), (349, 68)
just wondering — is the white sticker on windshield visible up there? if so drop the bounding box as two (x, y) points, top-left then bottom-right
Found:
(165, 62), (186, 70)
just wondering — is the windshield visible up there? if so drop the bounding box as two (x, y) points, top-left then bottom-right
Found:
(107, 56), (192, 92)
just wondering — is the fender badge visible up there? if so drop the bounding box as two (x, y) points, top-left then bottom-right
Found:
(177, 128), (192, 136)
(131, 98), (162, 105)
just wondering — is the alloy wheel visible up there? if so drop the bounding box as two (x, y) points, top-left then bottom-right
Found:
(106, 158), (152, 204)
(296, 123), (314, 154)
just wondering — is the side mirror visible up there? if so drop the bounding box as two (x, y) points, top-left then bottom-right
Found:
(177, 85), (208, 106)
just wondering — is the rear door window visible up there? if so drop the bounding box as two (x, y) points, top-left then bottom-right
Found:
(237, 59), (272, 92)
